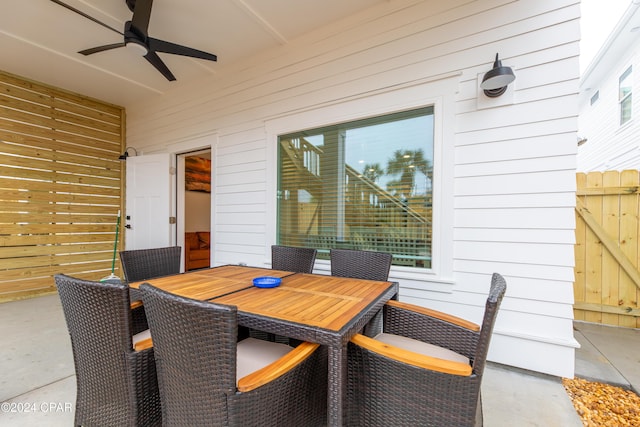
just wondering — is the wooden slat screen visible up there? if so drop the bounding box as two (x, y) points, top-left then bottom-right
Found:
(0, 70), (125, 301)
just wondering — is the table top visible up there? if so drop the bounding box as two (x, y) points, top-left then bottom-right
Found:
(128, 265), (294, 300)
(131, 265), (395, 333)
(212, 273), (393, 332)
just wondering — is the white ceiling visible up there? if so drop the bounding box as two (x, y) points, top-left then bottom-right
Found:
(0, 0), (387, 108)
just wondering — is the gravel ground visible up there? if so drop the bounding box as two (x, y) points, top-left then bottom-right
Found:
(563, 378), (640, 426)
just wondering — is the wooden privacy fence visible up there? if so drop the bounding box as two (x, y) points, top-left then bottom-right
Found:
(0, 70), (125, 302)
(574, 170), (640, 328)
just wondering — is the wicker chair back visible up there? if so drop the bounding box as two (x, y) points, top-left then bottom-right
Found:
(140, 283), (328, 426)
(120, 246), (182, 282)
(330, 248), (392, 281)
(54, 274), (161, 426)
(271, 245), (317, 273)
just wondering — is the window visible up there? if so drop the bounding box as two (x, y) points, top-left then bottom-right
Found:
(619, 66), (632, 125)
(277, 107), (434, 269)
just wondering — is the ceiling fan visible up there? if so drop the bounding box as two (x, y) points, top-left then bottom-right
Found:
(51, 0), (217, 81)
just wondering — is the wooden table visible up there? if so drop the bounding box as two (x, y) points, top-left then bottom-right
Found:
(132, 265), (398, 427)
(129, 265), (294, 299)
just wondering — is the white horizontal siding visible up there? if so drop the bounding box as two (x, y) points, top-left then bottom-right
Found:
(455, 241), (575, 267)
(458, 96), (579, 133)
(454, 228), (576, 245)
(456, 155), (575, 176)
(215, 181), (266, 195)
(452, 0), (578, 379)
(126, 0), (580, 377)
(456, 134), (577, 164)
(453, 259), (575, 282)
(454, 171), (576, 195)
(454, 192), (575, 209)
(456, 117), (577, 145)
(445, 272), (575, 302)
(217, 192), (266, 206)
(578, 40), (640, 171)
(455, 207), (575, 229)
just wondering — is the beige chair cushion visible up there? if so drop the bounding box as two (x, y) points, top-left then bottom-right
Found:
(236, 337), (293, 381)
(375, 332), (469, 365)
(132, 329), (151, 345)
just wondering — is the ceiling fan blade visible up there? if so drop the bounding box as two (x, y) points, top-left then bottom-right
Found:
(144, 51), (176, 81)
(49, 0), (123, 35)
(148, 38), (217, 62)
(79, 43), (126, 56)
(131, 0), (153, 38)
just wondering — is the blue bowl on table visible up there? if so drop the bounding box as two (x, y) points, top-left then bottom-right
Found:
(253, 277), (282, 288)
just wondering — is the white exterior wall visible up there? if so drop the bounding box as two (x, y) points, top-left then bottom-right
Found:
(577, 3), (640, 171)
(578, 49), (640, 171)
(126, 0), (580, 377)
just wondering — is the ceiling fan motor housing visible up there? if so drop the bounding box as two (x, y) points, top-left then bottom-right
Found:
(124, 21), (148, 53)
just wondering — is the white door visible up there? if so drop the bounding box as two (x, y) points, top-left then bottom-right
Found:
(125, 153), (174, 250)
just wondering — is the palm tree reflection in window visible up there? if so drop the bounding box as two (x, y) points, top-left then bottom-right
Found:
(385, 149), (432, 202)
(362, 163), (384, 182)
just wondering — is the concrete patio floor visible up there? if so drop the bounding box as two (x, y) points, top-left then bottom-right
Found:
(1, 293), (637, 426)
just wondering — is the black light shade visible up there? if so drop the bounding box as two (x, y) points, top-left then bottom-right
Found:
(119, 147), (138, 160)
(480, 53), (515, 97)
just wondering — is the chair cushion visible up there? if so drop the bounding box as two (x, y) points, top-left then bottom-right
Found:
(132, 329), (151, 345)
(236, 337), (292, 381)
(375, 332), (469, 365)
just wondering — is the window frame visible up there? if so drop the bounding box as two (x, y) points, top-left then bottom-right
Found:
(619, 65), (632, 126)
(276, 107), (435, 269)
(265, 77), (457, 284)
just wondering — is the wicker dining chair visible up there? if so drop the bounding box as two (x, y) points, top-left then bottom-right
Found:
(120, 246), (182, 282)
(271, 245), (317, 273)
(329, 248), (393, 337)
(330, 248), (393, 281)
(120, 245), (182, 333)
(54, 274), (161, 427)
(346, 273), (507, 426)
(248, 245), (317, 344)
(139, 283), (327, 427)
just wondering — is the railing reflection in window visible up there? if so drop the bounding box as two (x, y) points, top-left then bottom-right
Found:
(278, 107), (434, 269)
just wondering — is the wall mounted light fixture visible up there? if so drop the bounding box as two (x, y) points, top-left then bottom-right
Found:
(480, 53), (515, 98)
(118, 147), (138, 160)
